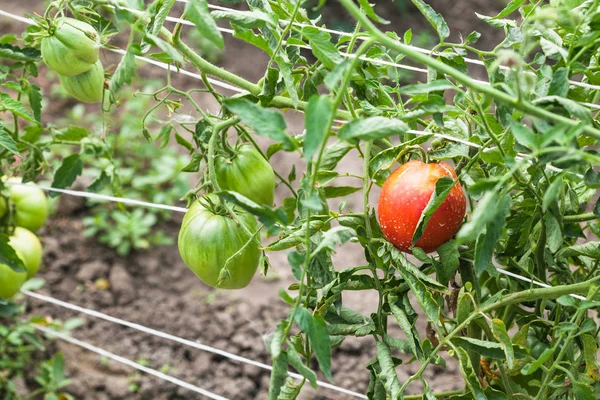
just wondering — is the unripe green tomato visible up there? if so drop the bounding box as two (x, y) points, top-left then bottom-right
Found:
(9, 227), (42, 279)
(527, 330), (550, 359)
(41, 17), (100, 76)
(9, 180), (49, 232)
(0, 250), (27, 300)
(215, 144), (276, 206)
(58, 59), (105, 103)
(178, 197), (261, 289)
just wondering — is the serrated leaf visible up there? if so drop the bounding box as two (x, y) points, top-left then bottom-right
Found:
(143, 34), (184, 63)
(294, 307), (332, 380)
(88, 170), (111, 193)
(109, 45), (136, 98)
(311, 226), (355, 256)
(287, 344), (317, 388)
(492, 0), (525, 19)
(0, 122), (20, 156)
(224, 98), (296, 150)
(268, 350), (288, 400)
(491, 319), (514, 368)
(0, 44), (40, 62)
(375, 341), (402, 398)
(0, 235), (26, 273)
(212, 9), (275, 29)
(27, 84), (42, 123)
(0, 93), (35, 123)
(411, 0), (450, 41)
(338, 117), (409, 141)
(301, 27), (344, 70)
(401, 79), (453, 95)
(456, 347), (487, 400)
(436, 240), (459, 285)
(474, 194), (511, 276)
(557, 242), (600, 259)
(50, 154), (83, 197)
(304, 95), (332, 161)
(412, 176), (456, 245)
(186, 0), (224, 49)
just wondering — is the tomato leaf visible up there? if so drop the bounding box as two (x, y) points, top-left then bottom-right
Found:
(474, 194), (511, 276)
(557, 242), (600, 259)
(0, 235), (26, 273)
(491, 319), (514, 368)
(375, 341), (403, 398)
(50, 154), (83, 197)
(224, 98), (297, 150)
(185, 0), (224, 49)
(521, 347), (555, 375)
(109, 44), (136, 99)
(0, 122), (21, 157)
(412, 176), (455, 246)
(293, 307), (332, 381)
(455, 346), (487, 400)
(338, 117), (409, 141)
(389, 296), (423, 359)
(286, 343), (318, 388)
(492, 0), (525, 19)
(411, 0), (450, 41)
(436, 240), (459, 286)
(267, 350), (288, 400)
(301, 27), (344, 70)
(212, 9), (275, 29)
(304, 95), (333, 161)
(216, 190), (289, 227)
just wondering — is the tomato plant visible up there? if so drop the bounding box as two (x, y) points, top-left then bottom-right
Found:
(2, 0), (600, 398)
(9, 227), (43, 279)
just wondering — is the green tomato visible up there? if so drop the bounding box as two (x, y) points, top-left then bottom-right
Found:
(10, 181), (49, 232)
(58, 59), (105, 103)
(9, 227), (42, 279)
(41, 17), (100, 77)
(527, 330), (550, 359)
(178, 197), (260, 289)
(215, 144), (276, 206)
(0, 250), (27, 300)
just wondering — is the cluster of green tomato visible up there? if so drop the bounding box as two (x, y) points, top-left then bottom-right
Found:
(178, 145), (275, 289)
(41, 17), (104, 103)
(0, 182), (49, 299)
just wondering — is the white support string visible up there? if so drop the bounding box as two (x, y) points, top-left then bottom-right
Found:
(32, 324), (231, 400)
(493, 268), (588, 301)
(7, 181), (188, 213)
(23, 290), (369, 399)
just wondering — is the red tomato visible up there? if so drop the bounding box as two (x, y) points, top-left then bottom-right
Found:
(377, 160), (466, 253)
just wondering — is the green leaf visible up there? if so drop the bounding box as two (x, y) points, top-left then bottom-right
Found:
(491, 319), (514, 368)
(301, 27), (344, 70)
(581, 334), (600, 381)
(411, 0), (450, 41)
(338, 117), (409, 141)
(0, 123), (21, 157)
(357, 0), (389, 24)
(474, 194), (511, 276)
(573, 382), (596, 400)
(267, 350), (288, 400)
(304, 95), (333, 161)
(224, 98), (296, 150)
(258, 67), (279, 106)
(401, 79), (453, 95)
(320, 141), (354, 171)
(557, 242), (600, 259)
(375, 341), (402, 398)
(457, 191), (499, 243)
(492, 0), (525, 19)
(0, 44), (40, 62)
(287, 344), (318, 388)
(294, 307), (332, 380)
(436, 240), (459, 286)
(311, 226), (355, 256)
(368, 134), (433, 184)
(412, 177), (455, 245)
(143, 34), (184, 63)
(109, 45), (136, 98)
(50, 154), (83, 196)
(215, 190), (289, 227)
(269, 321), (285, 359)
(0, 93), (35, 123)
(0, 234), (26, 273)
(212, 9), (275, 29)
(521, 347), (555, 375)
(55, 126), (88, 142)
(456, 347), (487, 400)
(389, 299), (422, 358)
(274, 56), (298, 107)
(543, 175), (563, 212)
(27, 84), (42, 123)
(323, 186), (361, 198)
(265, 221), (324, 251)
(186, 0), (224, 49)
(88, 170), (111, 193)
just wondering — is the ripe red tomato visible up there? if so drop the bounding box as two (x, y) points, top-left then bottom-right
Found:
(377, 160), (466, 253)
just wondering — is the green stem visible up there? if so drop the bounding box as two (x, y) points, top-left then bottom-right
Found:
(404, 389), (466, 399)
(337, 0), (600, 140)
(563, 212), (599, 223)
